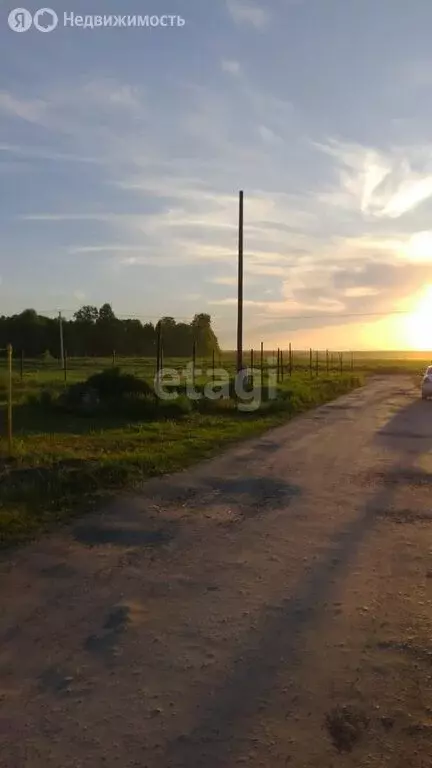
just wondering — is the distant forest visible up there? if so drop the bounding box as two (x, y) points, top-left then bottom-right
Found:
(0, 305), (221, 358)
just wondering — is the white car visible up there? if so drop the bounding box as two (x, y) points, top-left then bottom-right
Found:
(421, 366), (432, 399)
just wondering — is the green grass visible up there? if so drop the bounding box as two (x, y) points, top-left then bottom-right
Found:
(0, 359), (365, 548)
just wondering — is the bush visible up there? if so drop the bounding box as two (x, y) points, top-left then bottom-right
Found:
(85, 367), (152, 399)
(57, 383), (99, 415)
(106, 393), (193, 421)
(57, 368), (153, 416)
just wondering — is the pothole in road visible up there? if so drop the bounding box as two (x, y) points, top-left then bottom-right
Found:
(324, 704), (370, 753)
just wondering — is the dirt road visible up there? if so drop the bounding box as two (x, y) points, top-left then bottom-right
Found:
(1, 376), (432, 767)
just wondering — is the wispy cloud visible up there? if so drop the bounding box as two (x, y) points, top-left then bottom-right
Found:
(316, 139), (432, 219)
(0, 92), (47, 124)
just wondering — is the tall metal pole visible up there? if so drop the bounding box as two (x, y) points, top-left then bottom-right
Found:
(260, 341), (264, 387)
(236, 190), (244, 374)
(59, 311), (65, 370)
(156, 323), (162, 381)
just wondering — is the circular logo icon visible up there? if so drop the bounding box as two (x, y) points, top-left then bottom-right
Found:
(8, 7), (32, 31)
(33, 7), (58, 32)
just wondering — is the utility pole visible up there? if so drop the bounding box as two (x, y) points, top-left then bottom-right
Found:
(236, 190), (244, 374)
(260, 341), (264, 387)
(59, 311), (65, 370)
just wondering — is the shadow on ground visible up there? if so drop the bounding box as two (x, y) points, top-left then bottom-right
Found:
(157, 391), (432, 767)
(376, 398), (432, 448)
(73, 475), (301, 546)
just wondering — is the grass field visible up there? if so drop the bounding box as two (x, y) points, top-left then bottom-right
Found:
(0, 349), (425, 548)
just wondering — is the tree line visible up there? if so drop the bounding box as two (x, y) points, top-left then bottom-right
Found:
(0, 305), (221, 358)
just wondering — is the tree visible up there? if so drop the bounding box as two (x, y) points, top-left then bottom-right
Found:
(98, 303), (116, 323)
(192, 313), (220, 356)
(0, 306), (221, 359)
(74, 305), (99, 324)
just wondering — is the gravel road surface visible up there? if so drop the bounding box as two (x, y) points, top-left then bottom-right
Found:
(1, 375), (431, 767)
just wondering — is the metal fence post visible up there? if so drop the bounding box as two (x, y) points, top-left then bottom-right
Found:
(192, 340), (196, 388)
(7, 344), (12, 456)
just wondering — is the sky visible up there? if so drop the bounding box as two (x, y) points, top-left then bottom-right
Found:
(2, 0), (432, 349)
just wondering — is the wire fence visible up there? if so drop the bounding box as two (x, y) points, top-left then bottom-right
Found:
(0, 343), (429, 458)
(0, 346), (357, 383)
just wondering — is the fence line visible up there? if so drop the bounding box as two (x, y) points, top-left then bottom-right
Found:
(0, 347), (364, 385)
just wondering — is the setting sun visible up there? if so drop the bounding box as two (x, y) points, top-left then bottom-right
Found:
(404, 284), (432, 350)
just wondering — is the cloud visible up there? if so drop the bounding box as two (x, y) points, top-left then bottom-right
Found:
(316, 139), (432, 219)
(208, 276), (238, 285)
(344, 287), (380, 298)
(226, 0), (269, 28)
(257, 125), (283, 146)
(0, 92), (47, 124)
(245, 263), (286, 276)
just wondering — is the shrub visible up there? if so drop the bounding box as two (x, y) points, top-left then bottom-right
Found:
(85, 367), (152, 399)
(111, 393), (193, 421)
(57, 383), (100, 415)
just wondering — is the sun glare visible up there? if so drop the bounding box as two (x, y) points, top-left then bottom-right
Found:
(405, 231), (432, 263)
(404, 284), (432, 350)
